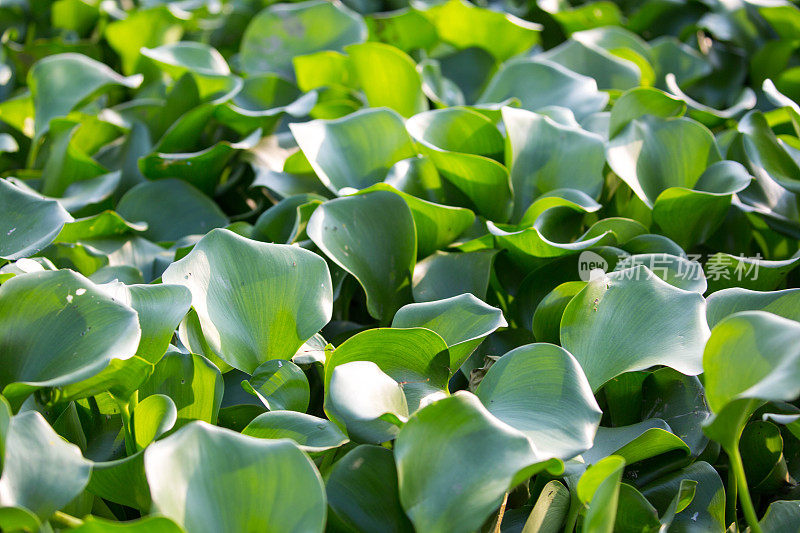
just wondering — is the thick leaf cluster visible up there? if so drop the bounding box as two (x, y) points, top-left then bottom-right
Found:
(1, 0), (800, 532)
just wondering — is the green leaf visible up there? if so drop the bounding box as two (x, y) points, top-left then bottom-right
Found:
(614, 483), (661, 532)
(116, 179), (228, 242)
(97, 281), (191, 363)
(35, 117), (112, 197)
(412, 250), (497, 302)
(177, 308), (233, 373)
(0, 270), (140, 406)
(649, 37), (710, 87)
(290, 108), (417, 193)
(53, 211), (146, 243)
(308, 191), (415, 323)
(703, 311), (800, 450)
(139, 351), (223, 429)
(539, 38), (641, 91)
(758, 500), (800, 532)
(608, 87), (686, 139)
(560, 265), (708, 391)
(651, 161), (751, 249)
(576, 455), (626, 533)
(162, 228), (333, 373)
(55, 356), (154, 404)
(406, 107), (503, 159)
(407, 107), (512, 221)
(88, 451), (151, 511)
(665, 74), (756, 126)
(583, 419), (690, 467)
(739, 420), (793, 492)
(522, 480), (570, 533)
(642, 368), (710, 457)
(479, 58), (608, 119)
(657, 479), (698, 531)
(394, 392), (557, 533)
(704, 252), (800, 292)
(487, 214), (615, 271)
(504, 107), (605, 221)
(420, 0), (540, 61)
(607, 115), (721, 208)
(242, 359), (309, 412)
(133, 394), (177, 450)
(419, 147), (512, 222)
(366, 8), (437, 53)
(733, 110), (800, 194)
(346, 42), (426, 118)
(0, 178), (72, 260)
(0, 506), (41, 532)
(23, 171), (121, 216)
(242, 411), (348, 453)
(0, 396), (9, 471)
(707, 287), (800, 328)
(544, 0), (623, 35)
(0, 411), (91, 520)
(145, 422), (326, 533)
(240, 0), (366, 77)
(326, 445), (413, 533)
(357, 183), (474, 258)
(293, 50), (353, 92)
(217, 75), (317, 136)
(324, 327), (449, 412)
(325, 361), (409, 444)
(140, 42), (239, 102)
(475, 343), (601, 460)
(533, 281), (586, 342)
(29, 54), (142, 136)
(252, 193), (325, 245)
(641, 462), (726, 533)
(392, 294), (506, 371)
(138, 129), (260, 196)
(104, 6), (186, 75)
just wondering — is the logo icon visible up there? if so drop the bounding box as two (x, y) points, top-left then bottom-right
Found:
(578, 251), (608, 282)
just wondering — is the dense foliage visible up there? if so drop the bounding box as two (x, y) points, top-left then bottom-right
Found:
(2, 0), (800, 531)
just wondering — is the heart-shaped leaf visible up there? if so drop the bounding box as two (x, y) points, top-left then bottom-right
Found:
(240, 0), (366, 77)
(0, 178), (72, 260)
(324, 327), (449, 411)
(326, 360), (409, 443)
(116, 179), (228, 242)
(394, 392), (559, 533)
(561, 265), (709, 391)
(504, 107), (605, 221)
(291, 108), (417, 194)
(139, 351), (223, 428)
(703, 311), (800, 450)
(162, 228), (333, 373)
(145, 421), (326, 533)
(607, 115), (721, 208)
(308, 191), (415, 323)
(242, 359), (309, 412)
(0, 270), (141, 406)
(392, 294), (506, 371)
(475, 343), (601, 460)
(707, 287), (800, 328)
(242, 411), (348, 453)
(133, 393), (177, 450)
(0, 411), (91, 520)
(479, 58), (608, 119)
(326, 445), (413, 533)
(28, 53), (142, 135)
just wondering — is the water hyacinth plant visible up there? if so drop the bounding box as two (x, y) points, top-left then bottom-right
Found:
(2, 0), (800, 531)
